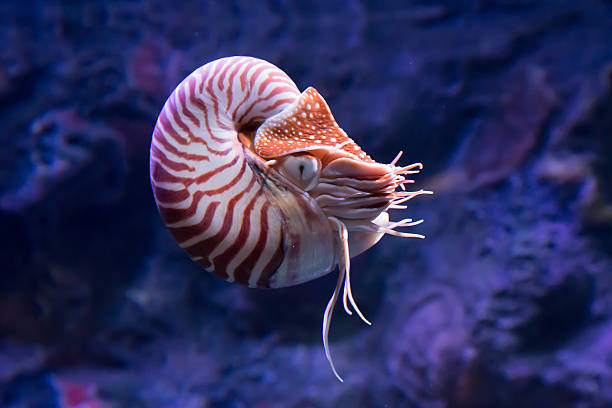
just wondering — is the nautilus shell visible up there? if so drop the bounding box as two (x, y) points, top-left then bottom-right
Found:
(150, 56), (432, 381)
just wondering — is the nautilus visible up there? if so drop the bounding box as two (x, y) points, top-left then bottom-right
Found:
(149, 56), (432, 381)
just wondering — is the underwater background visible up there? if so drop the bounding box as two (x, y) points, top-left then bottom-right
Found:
(1, 1), (612, 407)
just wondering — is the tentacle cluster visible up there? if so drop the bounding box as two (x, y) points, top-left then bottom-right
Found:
(319, 152), (432, 381)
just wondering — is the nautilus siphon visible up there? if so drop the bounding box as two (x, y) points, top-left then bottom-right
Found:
(149, 56), (432, 381)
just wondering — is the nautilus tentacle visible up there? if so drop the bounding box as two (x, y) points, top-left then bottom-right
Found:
(150, 56), (432, 382)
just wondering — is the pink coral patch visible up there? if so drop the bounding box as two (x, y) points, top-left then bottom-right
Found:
(52, 377), (110, 408)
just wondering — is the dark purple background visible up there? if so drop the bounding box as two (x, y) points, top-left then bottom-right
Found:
(1, 1), (611, 407)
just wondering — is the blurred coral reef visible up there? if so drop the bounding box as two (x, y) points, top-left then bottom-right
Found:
(1, 1), (611, 407)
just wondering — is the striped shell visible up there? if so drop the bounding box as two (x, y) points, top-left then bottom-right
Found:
(150, 56), (432, 381)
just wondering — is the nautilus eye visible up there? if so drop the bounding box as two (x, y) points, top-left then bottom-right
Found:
(278, 154), (321, 191)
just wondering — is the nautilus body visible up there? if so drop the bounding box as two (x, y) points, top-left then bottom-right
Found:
(150, 56), (432, 381)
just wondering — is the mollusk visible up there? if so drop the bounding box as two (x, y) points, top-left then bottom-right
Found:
(149, 56), (432, 381)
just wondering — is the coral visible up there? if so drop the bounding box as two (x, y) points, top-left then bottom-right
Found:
(0, 109), (125, 211)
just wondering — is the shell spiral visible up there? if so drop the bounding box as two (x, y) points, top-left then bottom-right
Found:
(150, 57), (336, 288)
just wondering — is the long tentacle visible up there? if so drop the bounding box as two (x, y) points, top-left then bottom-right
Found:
(322, 252), (345, 382)
(322, 216), (374, 382)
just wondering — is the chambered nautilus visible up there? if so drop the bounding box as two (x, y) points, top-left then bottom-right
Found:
(149, 56), (432, 381)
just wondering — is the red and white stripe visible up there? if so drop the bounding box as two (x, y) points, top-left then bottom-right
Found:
(150, 57), (334, 288)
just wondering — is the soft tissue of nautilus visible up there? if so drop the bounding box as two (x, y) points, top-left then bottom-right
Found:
(149, 56), (432, 381)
